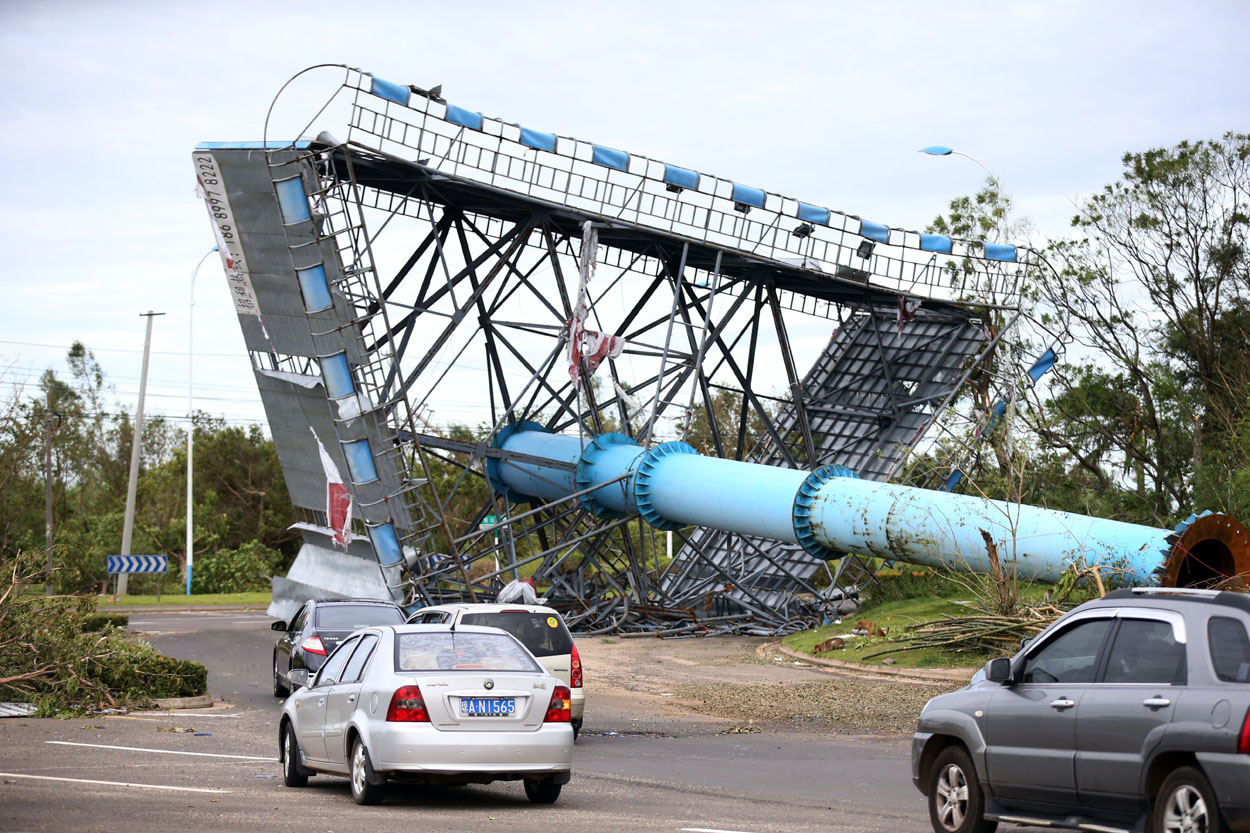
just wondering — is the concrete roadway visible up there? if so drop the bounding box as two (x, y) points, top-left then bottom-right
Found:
(1, 609), (936, 833)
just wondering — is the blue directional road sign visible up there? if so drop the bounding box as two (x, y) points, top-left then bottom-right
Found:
(106, 555), (169, 574)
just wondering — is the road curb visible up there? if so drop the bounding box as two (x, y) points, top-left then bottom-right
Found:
(101, 604), (269, 614)
(764, 641), (975, 682)
(151, 694), (216, 710)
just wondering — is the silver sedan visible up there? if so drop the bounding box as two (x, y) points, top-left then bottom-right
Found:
(278, 623), (574, 805)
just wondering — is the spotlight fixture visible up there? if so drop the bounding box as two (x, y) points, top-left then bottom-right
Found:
(409, 83), (445, 103)
(856, 240), (875, 259)
(733, 202), (752, 214)
(792, 223), (815, 239)
(665, 183), (684, 194)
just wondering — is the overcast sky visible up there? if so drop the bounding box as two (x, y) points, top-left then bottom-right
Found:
(1, 0), (1246, 431)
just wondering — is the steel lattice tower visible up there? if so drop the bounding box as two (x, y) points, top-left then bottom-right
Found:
(195, 67), (1040, 630)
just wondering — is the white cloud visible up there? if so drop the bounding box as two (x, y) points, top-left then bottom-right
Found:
(1, 0), (1245, 428)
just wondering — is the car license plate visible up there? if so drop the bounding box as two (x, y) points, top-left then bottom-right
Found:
(459, 697), (515, 717)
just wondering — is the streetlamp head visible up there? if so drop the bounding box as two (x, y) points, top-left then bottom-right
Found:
(920, 146), (954, 156)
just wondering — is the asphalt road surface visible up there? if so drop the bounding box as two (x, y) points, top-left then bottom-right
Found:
(1, 609), (954, 833)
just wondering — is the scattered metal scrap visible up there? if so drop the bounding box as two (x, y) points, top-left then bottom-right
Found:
(0, 702), (36, 718)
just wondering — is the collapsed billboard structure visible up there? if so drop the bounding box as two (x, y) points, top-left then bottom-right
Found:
(195, 66), (1248, 628)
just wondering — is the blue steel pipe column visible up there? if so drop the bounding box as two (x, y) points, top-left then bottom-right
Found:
(797, 471), (1167, 583)
(489, 425), (1244, 586)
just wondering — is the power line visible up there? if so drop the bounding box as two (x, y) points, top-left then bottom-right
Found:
(0, 372), (261, 397)
(0, 338), (244, 358)
(0, 380), (264, 406)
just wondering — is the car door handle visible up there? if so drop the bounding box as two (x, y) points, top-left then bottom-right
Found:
(347, 695), (356, 703)
(1142, 697), (1171, 709)
(1049, 698), (1076, 710)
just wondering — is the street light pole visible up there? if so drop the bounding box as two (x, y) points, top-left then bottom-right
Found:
(919, 146), (1005, 191)
(919, 146), (1009, 240)
(186, 246), (218, 594)
(118, 310), (165, 596)
(919, 145), (1025, 456)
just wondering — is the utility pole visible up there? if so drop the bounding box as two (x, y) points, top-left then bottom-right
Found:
(118, 310), (164, 596)
(44, 391), (58, 595)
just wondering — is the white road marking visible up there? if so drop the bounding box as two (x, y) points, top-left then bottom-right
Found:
(0, 772), (230, 793)
(46, 741), (276, 761)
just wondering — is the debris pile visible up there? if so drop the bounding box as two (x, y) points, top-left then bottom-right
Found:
(0, 550), (206, 714)
(860, 604), (1066, 661)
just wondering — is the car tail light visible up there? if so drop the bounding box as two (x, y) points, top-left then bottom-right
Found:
(386, 685), (430, 722)
(300, 636), (327, 656)
(1238, 705), (1250, 755)
(544, 686), (571, 723)
(570, 643), (583, 688)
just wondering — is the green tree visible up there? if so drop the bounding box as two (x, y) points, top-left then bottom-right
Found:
(925, 180), (1045, 487)
(0, 344), (302, 594)
(1030, 132), (1250, 523)
(181, 418), (299, 562)
(683, 386), (772, 460)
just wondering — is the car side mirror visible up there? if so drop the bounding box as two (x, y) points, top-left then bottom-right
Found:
(985, 657), (1013, 684)
(288, 669), (310, 689)
(270, 620), (287, 632)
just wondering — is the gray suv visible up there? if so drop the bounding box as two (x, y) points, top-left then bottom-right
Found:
(912, 588), (1250, 833)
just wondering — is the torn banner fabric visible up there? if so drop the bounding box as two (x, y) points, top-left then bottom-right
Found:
(567, 221), (625, 386)
(311, 427), (353, 546)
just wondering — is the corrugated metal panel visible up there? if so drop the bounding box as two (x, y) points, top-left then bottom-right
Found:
(0, 703), (36, 718)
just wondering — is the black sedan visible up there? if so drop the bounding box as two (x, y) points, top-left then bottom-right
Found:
(272, 599), (405, 697)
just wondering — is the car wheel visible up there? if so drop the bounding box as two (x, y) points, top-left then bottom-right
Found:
(350, 738), (384, 805)
(273, 652), (289, 698)
(572, 718), (581, 742)
(927, 746), (996, 833)
(281, 723), (307, 788)
(524, 777), (562, 804)
(1152, 766), (1223, 833)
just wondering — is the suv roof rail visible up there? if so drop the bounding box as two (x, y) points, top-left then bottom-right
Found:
(1102, 586), (1250, 613)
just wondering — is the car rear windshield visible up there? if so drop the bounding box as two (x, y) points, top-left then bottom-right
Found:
(1208, 616), (1250, 683)
(460, 612), (574, 658)
(316, 604), (404, 630)
(395, 632), (541, 672)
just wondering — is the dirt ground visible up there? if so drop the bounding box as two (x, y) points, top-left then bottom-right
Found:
(576, 634), (962, 736)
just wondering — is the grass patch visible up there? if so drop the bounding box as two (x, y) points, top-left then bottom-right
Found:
(785, 595), (993, 670)
(98, 591), (271, 608)
(859, 570), (961, 609)
(786, 573), (1094, 670)
(81, 613), (129, 632)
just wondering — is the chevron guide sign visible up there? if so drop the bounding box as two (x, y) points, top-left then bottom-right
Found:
(107, 555), (168, 574)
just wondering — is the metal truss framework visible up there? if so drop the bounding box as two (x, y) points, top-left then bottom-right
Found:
(275, 149), (1007, 632)
(206, 66), (1036, 632)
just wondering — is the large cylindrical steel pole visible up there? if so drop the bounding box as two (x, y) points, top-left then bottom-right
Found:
(490, 426), (1248, 587)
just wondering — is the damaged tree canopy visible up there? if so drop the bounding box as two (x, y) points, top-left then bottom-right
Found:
(0, 551), (206, 713)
